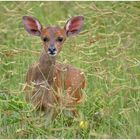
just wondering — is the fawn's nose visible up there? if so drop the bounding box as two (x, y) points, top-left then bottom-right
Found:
(48, 46), (57, 56)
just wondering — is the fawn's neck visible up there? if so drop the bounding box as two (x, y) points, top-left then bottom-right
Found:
(38, 50), (56, 85)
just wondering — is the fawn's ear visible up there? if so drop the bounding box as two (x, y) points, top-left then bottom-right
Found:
(22, 16), (42, 36)
(64, 16), (84, 37)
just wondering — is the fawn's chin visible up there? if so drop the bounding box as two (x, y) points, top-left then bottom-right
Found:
(48, 52), (57, 57)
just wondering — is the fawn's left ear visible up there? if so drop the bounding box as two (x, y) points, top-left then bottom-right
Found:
(22, 16), (42, 36)
(64, 16), (84, 37)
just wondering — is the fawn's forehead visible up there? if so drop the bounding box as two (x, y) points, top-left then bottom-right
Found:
(41, 26), (66, 37)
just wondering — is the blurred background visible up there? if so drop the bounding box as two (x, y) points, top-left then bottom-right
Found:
(0, 1), (140, 138)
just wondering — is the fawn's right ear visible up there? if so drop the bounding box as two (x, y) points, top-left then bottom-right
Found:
(64, 16), (84, 37)
(22, 16), (42, 36)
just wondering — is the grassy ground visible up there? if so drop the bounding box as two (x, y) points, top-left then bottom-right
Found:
(0, 1), (140, 139)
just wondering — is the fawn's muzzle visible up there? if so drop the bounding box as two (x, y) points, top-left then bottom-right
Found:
(48, 46), (57, 56)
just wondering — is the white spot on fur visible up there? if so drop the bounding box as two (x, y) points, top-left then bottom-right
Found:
(80, 72), (84, 75)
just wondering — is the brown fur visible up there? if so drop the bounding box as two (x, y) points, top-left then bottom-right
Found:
(24, 51), (86, 117)
(23, 15), (86, 118)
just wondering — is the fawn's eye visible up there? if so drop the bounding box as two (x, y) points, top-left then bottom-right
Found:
(43, 37), (49, 42)
(57, 37), (63, 42)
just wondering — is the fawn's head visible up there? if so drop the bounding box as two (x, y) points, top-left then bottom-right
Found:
(22, 16), (84, 57)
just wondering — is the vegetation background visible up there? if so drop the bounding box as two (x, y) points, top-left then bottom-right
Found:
(0, 1), (140, 138)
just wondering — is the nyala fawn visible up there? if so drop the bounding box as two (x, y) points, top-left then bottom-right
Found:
(23, 15), (86, 118)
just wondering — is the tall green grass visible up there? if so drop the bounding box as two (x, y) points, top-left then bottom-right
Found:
(0, 1), (140, 138)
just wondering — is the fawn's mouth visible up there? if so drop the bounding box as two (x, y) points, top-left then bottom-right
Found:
(48, 51), (57, 57)
(47, 46), (57, 57)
